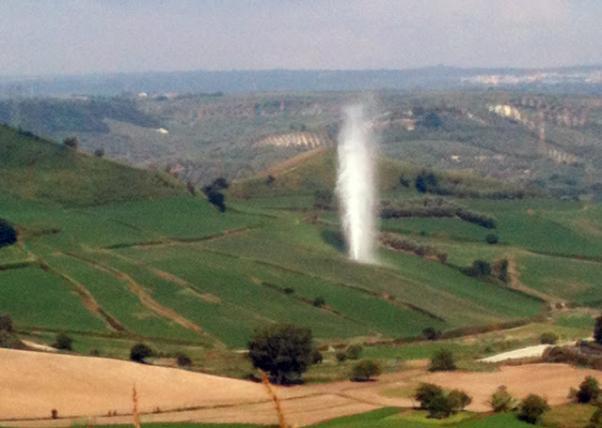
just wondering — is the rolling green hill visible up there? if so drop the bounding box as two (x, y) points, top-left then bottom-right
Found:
(0, 125), (601, 373)
(0, 124), (182, 206)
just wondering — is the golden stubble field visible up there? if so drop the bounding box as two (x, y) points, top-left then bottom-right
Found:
(2, 349), (602, 427)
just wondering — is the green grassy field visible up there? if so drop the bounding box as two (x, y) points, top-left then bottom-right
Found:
(0, 125), (601, 376)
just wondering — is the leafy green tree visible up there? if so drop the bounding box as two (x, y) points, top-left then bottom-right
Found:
(130, 343), (154, 363)
(416, 383), (444, 408)
(429, 349), (457, 372)
(248, 324), (314, 384)
(517, 394), (549, 424)
(350, 360), (381, 382)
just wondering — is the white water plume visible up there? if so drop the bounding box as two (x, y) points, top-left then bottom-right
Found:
(336, 104), (378, 264)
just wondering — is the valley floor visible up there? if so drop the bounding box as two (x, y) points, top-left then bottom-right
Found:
(2, 348), (601, 427)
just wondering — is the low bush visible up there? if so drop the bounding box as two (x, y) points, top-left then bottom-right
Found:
(335, 350), (347, 363)
(517, 394), (549, 424)
(350, 359), (381, 382)
(540, 332), (558, 345)
(345, 344), (363, 360)
(53, 333), (73, 351)
(429, 349), (457, 372)
(422, 327), (442, 341)
(176, 352), (192, 367)
(489, 385), (516, 412)
(485, 233), (499, 244)
(313, 296), (326, 307)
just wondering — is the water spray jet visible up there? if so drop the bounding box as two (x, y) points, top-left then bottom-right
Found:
(336, 104), (378, 264)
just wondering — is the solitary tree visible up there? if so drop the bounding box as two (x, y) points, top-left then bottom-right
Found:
(248, 324), (315, 384)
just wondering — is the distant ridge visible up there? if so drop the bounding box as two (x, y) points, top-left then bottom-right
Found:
(2, 64), (602, 97)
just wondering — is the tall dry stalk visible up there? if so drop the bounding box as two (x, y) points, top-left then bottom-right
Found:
(260, 370), (287, 428)
(132, 385), (141, 428)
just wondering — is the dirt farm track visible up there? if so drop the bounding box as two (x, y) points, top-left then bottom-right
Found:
(2, 348), (602, 427)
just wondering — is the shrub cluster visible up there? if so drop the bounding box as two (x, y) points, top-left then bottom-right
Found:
(415, 383), (472, 419)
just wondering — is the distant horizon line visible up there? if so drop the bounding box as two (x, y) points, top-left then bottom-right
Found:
(2, 63), (602, 81)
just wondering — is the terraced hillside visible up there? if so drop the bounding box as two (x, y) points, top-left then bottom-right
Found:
(0, 128), (600, 369)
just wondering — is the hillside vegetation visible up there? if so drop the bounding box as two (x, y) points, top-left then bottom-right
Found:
(0, 125), (600, 381)
(2, 90), (602, 201)
(0, 124), (182, 206)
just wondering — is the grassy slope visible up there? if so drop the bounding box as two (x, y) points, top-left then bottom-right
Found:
(0, 124), (182, 206)
(1, 124), (600, 357)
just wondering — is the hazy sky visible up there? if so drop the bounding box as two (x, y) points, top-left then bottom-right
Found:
(1, 0), (601, 76)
